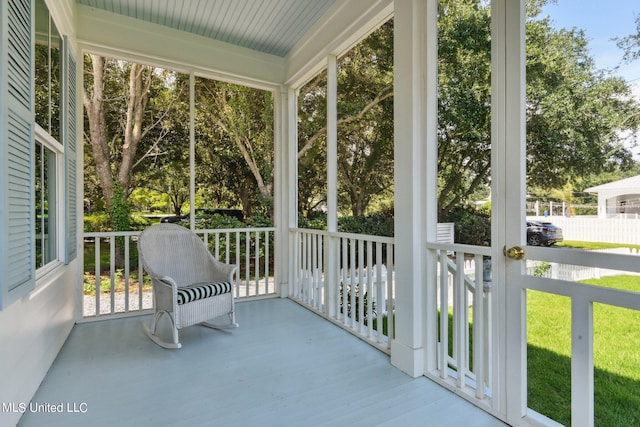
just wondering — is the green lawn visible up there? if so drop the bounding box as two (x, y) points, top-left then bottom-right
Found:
(557, 240), (640, 251)
(527, 275), (640, 426)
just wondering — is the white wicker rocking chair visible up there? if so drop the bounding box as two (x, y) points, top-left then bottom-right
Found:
(137, 223), (238, 349)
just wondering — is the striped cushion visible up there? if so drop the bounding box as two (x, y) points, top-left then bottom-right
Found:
(177, 282), (232, 305)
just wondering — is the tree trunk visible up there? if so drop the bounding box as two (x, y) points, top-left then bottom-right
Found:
(83, 55), (114, 210)
(83, 57), (153, 210)
(118, 63), (152, 194)
(239, 176), (252, 218)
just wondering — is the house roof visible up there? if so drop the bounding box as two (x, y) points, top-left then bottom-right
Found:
(585, 174), (640, 193)
(75, 0), (336, 57)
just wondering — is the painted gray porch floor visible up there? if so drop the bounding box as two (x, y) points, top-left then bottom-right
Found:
(19, 298), (507, 427)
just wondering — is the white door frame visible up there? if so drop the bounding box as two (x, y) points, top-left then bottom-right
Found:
(491, 0), (528, 423)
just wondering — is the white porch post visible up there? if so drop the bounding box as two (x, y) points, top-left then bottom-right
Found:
(423, 0), (440, 374)
(597, 193), (606, 218)
(326, 55), (339, 317)
(274, 85), (298, 298)
(327, 55), (338, 233)
(189, 73), (195, 229)
(391, 0), (427, 377)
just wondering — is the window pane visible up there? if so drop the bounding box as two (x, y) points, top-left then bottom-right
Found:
(50, 16), (61, 142)
(34, 0), (49, 132)
(35, 142), (57, 268)
(33, 0), (61, 140)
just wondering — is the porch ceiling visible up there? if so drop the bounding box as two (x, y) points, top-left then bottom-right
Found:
(75, 0), (335, 58)
(74, 0), (393, 87)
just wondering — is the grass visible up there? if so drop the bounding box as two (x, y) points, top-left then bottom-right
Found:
(527, 275), (640, 426)
(83, 271), (151, 295)
(83, 243), (149, 295)
(557, 240), (640, 251)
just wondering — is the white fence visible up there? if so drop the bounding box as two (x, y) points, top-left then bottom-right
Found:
(528, 216), (640, 246)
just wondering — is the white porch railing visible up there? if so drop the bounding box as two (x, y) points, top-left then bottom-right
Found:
(290, 228), (395, 353)
(427, 242), (493, 404)
(82, 227), (276, 320)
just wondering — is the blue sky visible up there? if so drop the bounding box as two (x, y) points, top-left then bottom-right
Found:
(541, 0), (640, 88)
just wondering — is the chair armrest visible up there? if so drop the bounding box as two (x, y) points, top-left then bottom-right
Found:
(147, 274), (178, 295)
(213, 262), (238, 282)
(149, 274), (179, 310)
(204, 254), (238, 283)
(158, 275), (178, 288)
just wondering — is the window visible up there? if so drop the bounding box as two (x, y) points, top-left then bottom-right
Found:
(34, 0), (63, 271)
(35, 128), (63, 269)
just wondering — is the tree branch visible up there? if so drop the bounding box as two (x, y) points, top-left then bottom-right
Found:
(298, 88), (393, 160)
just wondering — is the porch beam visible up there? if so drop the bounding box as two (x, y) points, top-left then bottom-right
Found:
(285, 0), (393, 88)
(391, 0), (427, 378)
(75, 4), (285, 88)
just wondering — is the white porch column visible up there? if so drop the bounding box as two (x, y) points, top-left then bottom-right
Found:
(391, 0), (428, 377)
(189, 73), (196, 229)
(326, 55), (339, 316)
(597, 193), (606, 218)
(274, 85), (298, 298)
(423, 0), (440, 374)
(327, 55), (338, 233)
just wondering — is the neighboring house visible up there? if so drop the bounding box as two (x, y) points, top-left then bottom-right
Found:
(585, 175), (640, 218)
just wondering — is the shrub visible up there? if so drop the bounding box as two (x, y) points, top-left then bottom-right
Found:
(84, 213), (110, 232)
(196, 214), (245, 230)
(129, 214), (152, 231)
(441, 207), (491, 246)
(338, 213), (394, 237)
(298, 215), (327, 230)
(245, 215), (274, 228)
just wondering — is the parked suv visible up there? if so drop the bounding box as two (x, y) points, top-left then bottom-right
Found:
(526, 221), (563, 246)
(160, 208), (244, 224)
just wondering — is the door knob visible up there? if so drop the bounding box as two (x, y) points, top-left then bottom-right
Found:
(504, 246), (525, 260)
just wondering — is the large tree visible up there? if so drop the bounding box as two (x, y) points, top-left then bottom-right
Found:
(193, 78), (274, 217)
(436, 0), (639, 218)
(84, 55), (148, 210)
(298, 20), (394, 218)
(83, 0), (640, 229)
(83, 55), (181, 213)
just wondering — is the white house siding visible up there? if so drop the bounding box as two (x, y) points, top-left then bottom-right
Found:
(0, 265), (76, 427)
(585, 174), (640, 219)
(0, 1), (79, 426)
